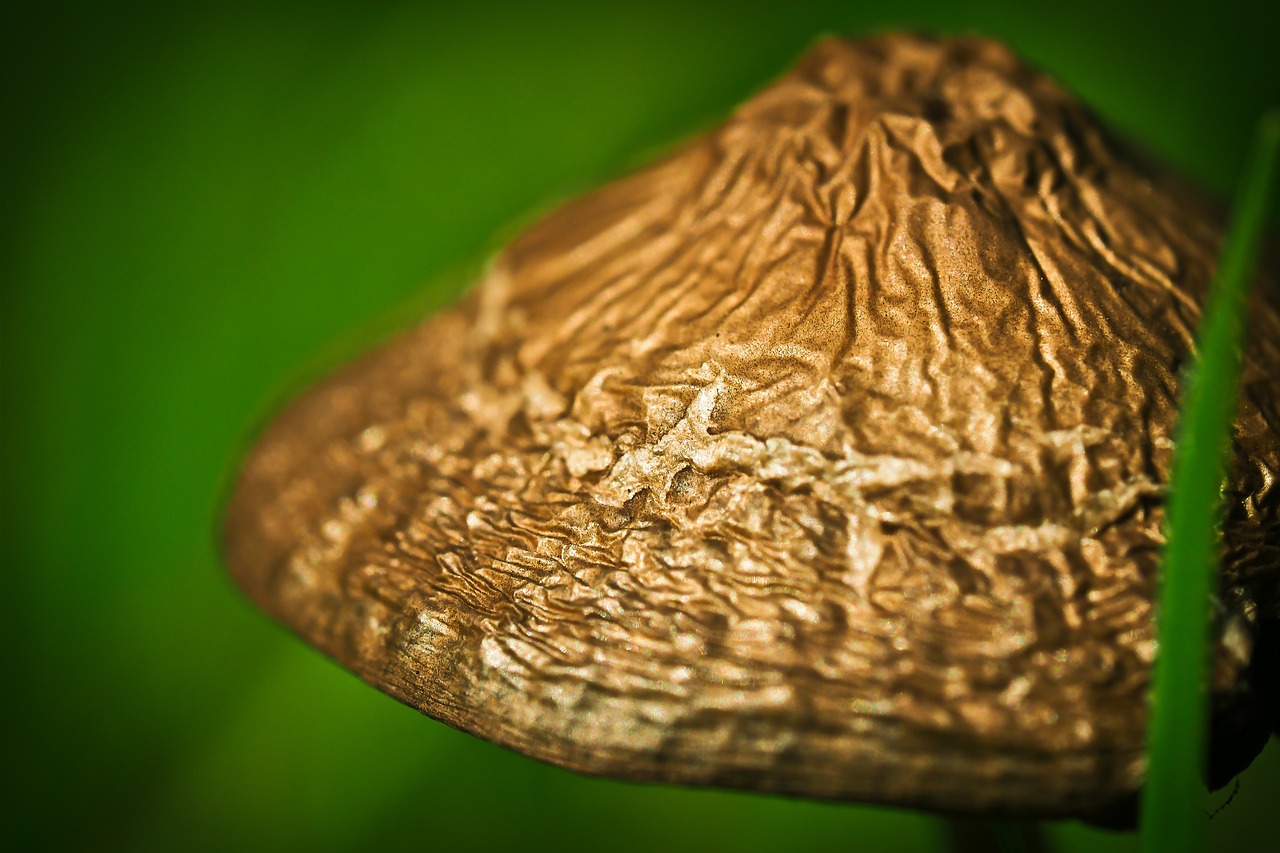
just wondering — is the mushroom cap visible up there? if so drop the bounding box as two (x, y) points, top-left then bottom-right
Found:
(223, 34), (1280, 819)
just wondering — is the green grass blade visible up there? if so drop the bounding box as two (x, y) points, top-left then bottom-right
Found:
(1140, 111), (1280, 853)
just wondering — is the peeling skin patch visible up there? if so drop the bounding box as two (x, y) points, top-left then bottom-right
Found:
(223, 34), (1280, 820)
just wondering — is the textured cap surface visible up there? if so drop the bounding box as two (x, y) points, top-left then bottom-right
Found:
(223, 34), (1280, 818)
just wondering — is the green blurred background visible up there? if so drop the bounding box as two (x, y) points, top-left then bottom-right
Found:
(4, 1), (1278, 850)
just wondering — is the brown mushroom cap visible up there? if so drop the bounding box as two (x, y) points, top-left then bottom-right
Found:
(223, 34), (1280, 819)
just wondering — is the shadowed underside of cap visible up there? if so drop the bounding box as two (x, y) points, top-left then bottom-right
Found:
(223, 34), (1280, 819)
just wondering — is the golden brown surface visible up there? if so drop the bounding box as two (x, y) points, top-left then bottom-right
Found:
(223, 34), (1280, 818)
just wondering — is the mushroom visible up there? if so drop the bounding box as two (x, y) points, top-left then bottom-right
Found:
(223, 34), (1280, 820)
